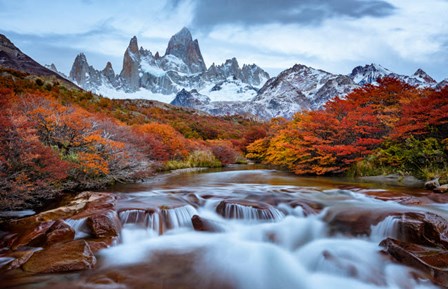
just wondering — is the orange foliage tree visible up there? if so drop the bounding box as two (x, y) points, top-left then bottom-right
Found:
(249, 78), (426, 175)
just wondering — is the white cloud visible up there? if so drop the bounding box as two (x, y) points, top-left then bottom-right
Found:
(200, 0), (448, 79)
(0, 0), (446, 80)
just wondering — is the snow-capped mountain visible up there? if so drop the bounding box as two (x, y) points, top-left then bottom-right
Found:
(252, 64), (357, 116)
(69, 27), (269, 103)
(67, 28), (445, 120)
(174, 64), (357, 119)
(349, 63), (437, 87)
(172, 62), (446, 120)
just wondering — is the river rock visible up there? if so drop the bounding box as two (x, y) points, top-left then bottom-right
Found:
(323, 206), (402, 236)
(191, 215), (225, 232)
(46, 220), (75, 246)
(0, 249), (37, 271)
(434, 184), (448, 194)
(289, 200), (324, 215)
(22, 240), (96, 273)
(86, 237), (116, 254)
(9, 221), (55, 250)
(425, 178), (440, 190)
(85, 211), (121, 238)
(380, 238), (448, 287)
(398, 212), (448, 249)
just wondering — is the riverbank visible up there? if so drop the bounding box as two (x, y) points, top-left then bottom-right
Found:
(1, 168), (448, 288)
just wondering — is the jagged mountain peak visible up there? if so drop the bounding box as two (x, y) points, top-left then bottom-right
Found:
(103, 61), (114, 74)
(413, 68), (436, 83)
(351, 63), (391, 74)
(349, 63), (392, 85)
(46, 63), (58, 72)
(74, 52), (88, 64)
(165, 27), (206, 73)
(172, 27), (193, 41)
(225, 57), (239, 65)
(127, 36), (139, 55)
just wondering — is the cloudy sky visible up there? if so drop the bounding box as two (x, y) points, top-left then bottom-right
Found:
(0, 0), (447, 80)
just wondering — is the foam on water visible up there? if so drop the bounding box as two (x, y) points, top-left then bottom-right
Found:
(84, 170), (441, 288)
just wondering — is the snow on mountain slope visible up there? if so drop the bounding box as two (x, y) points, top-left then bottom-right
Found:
(69, 27), (270, 106)
(251, 64), (358, 118)
(68, 27), (442, 120)
(349, 64), (437, 88)
(198, 77), (258, 102)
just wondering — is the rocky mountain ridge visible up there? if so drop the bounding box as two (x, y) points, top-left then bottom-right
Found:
(174, 62), (445, 119)
(68, 27), (269, 102)
(0, 33), (70, 84)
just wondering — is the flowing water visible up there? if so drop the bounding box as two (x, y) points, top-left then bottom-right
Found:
(6, 166), (448, 288)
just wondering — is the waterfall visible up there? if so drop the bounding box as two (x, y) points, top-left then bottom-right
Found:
(118, 205), (197, 235)
(219, 203), (285, 222)
(161, 205), (198, 230)
(370, 216), (401, 242)
(65, 218), (90, 239)
(119, 209), (148, 225)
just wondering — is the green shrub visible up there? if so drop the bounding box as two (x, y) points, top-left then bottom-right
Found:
(164, 150), (222, 170)
(349, 137), (448, 180)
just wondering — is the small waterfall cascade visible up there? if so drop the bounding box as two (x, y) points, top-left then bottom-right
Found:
(217, 201), (285, 222)
(118, 205), (198, 235)
(370, 215), (402, 242)
(65, 217), (90, 239)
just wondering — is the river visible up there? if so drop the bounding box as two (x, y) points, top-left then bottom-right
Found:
(3, 166), (448, 288)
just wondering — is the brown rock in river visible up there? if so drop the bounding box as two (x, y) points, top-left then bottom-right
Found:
(434, 184), (448, 194)
(397, 212), (448, 249)
(191, 215), (225, 233)
(380, 238), (448, 287)
(22, 240), (96, 273)
(85, 210), (121, 238)
(425, 178), (440, 190)
(9, 221), (55, 250)
(0, 249), (37, 271)
(46, 219), (75, 246)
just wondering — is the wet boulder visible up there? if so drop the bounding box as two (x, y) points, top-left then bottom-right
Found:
(0, 249), (38, 271)
(191, 215), (225, 233)
(85, 211), (121, 238)
(323, 206), (403, 236)
(434, 184), (448, 194)
(9, 221), (55, 250)
(46, 220), (75, 246)
(22, 240), (96, 273)
(380, 238), (448, 287)
(396, 212), (448, 249)
(425, 178), (440, 190)
(86, 237), (116, 254)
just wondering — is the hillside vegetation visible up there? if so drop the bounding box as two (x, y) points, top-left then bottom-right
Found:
(247, 78), (448, 181)
(0, 69), (266, 210)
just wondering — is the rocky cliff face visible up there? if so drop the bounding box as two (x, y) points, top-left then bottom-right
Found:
(68, 27), (270, 102)
(66, 28), (446, 120)
(165, 27), (206, 74)
(120, 36), (141, 91)
(204, 57), (269, 89)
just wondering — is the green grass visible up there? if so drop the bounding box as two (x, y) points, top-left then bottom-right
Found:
(164, 150), (222, 170)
